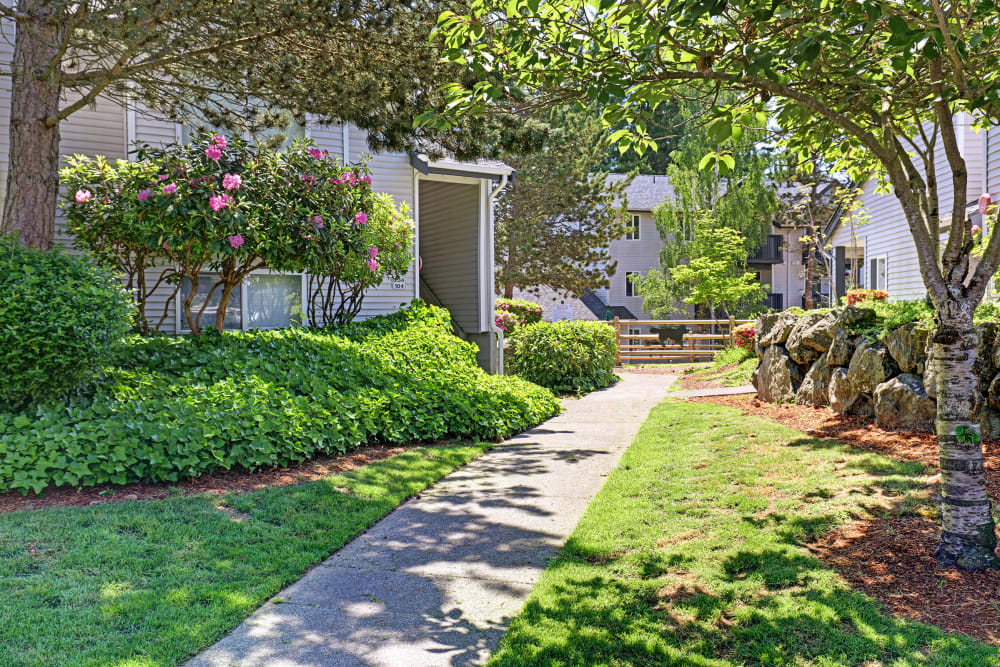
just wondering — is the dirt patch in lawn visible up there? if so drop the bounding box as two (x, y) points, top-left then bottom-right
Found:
(0, 444), (412, 513)
(689, 393), (1000, 645)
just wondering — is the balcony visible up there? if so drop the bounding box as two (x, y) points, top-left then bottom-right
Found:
(764, 292), (783, 311)
(748, 234), (783, 264)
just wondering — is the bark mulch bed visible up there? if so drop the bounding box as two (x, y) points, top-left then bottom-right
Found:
(688, 393), (1000, 645)
(0, 444), (411, 514)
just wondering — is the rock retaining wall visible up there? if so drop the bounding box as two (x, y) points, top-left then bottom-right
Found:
(751, 307), (1000, 434)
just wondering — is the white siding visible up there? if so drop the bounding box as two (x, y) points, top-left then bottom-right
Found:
(768, 228), (805, 310)
(418, 178), (482, 332)
(987, 123), (1000, 199)
(831, 117), (985, 301)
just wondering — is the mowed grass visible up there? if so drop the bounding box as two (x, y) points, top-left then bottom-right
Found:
(489, 401), (1000, 666)
(0, 443), (489, 666)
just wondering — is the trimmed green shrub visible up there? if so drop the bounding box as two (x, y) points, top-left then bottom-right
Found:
(0, 238), (133, 409)
(506, 320), (617, 393)
(494, 297), (543, 333)
(0, 302), (559, 494)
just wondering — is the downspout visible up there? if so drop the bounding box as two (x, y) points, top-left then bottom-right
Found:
(488, 173), (509, 373)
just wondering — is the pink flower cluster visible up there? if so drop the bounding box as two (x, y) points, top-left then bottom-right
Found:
(137, 188), (152, 202)
(300, 174), (317, 187)
(367, 246), (379, 272)
(307, 148), (325, 160)
(222, 173), (242, 190)
(354, 211), (368, 226)
(209, 193), (233, 212)
(162, 182), (178, 195)
(228, 233), (245, 249)
(310, 215), (324, 228)
(205, 145), (222, 162)
(74, 189), (93, 204)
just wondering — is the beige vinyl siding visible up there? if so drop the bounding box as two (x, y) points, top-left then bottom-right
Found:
(606, 211), (665, 319)
(418, 179), (482, 332)
(833, 118), (984, 301)
(133, 108), (178, 149)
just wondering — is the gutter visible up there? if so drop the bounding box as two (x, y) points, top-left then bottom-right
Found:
(488, 173), (509, 373)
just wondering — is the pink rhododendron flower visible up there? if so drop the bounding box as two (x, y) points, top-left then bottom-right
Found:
(303, 233), (314, 241)
(158, 174), (169, 181)
(74, 189), (92, 203)
(354, 211), (368, 226)
(360, 175), (372, 184)
(972, 225), (983, 236)
(366, 257), (378, 272)
(980, 193), (993, 216)
(212, 134), (227, 149)
(137, 188), (152, 202)
(307, 148), (324, 160)
(209, 193), (232, 212)
(299, 174), (317, 187)
(222, 173), (242, 190)
(368, 246), (379, 259)
(162, 182), (178, 195)
(395, 241), (402, 250)
(205, 145), (222, 161)
(310, 215), (324, 228)
(329, 176), (344, 185)
(228, 233), (245, 249)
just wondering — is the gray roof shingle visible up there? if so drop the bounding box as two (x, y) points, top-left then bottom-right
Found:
(606, 173), (675, 212)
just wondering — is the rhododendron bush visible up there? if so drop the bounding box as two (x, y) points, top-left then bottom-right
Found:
(61, 133), (413, 333)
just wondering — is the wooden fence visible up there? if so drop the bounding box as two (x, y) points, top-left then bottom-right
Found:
(612, 317), (754, 364)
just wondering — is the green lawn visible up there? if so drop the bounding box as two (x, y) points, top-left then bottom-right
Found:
(0, 443), (489, 666)
(489, 400), (999, 666)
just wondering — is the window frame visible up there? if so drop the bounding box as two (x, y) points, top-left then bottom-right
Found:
(872, 255), (888, 291)
(625, 214), (641, 240)
(177, 269), (308, 332)
(625, 271), (638, 298)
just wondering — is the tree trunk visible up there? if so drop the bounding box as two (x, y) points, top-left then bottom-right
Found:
(503, 283), (514, 299)
(215, 282), (239, 332)
(933, 308), (1000, 571)
(1, 4), (65, 248)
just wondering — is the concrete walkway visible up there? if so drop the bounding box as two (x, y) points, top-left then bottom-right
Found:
(670, 384), (755, 398)
(186, 372), (676, 667)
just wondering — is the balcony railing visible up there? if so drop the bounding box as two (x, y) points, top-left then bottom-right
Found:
(764, 293), (783, 311)
(748, 234), (783, 264)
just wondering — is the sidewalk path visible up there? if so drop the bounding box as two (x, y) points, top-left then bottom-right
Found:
(186, 371), (676, 667)
(670, 384), (755, 398)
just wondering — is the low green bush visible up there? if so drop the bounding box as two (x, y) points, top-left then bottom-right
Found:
(506, 320), (617, 393)
(0, 302), (559, 494)
(714, 344), (754, 367)
(0, 238), (133, 410)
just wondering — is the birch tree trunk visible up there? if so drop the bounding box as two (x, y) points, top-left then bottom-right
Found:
(933, 306), (1000, 571)
(0, 2), (65, 248)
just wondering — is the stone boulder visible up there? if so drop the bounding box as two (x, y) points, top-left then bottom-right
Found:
(847, 339), (900, 395)
(786, 311), (831, 365)
(873, 373), (936, 432)
(758, 311), (798, 349)
(838, 305), (876, 327)
(829, 367), (872, 416)
(753, 344), (803, 404)
(796, 353), (833, 406)
(826, 328), (857, 367)
(884, 323), (929, 374)
(975, 322), (999, 397)
(923, 329), (938, 399)
(983, 405), (1000, 441)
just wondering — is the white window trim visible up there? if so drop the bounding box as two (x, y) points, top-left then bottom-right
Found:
(625, 271), (638, 298)
(626, 214), (641, 240)
(873, 255), (888, 291)
(177, 268), (308, 332)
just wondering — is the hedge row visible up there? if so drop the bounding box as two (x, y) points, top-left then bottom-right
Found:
(0, 303), (560, 494)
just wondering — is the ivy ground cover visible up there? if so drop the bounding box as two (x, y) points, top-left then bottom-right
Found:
(0, 302), (559, 495)
(0, 443), (490, 665)
(489, 400), (998, 666)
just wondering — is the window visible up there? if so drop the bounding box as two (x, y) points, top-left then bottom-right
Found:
(625, 271), (638, 297)
(870, 255), (888, 291)
(625, 214), (641, 240)
(628, 326), (642, 347)
(180, 272), (304, 331)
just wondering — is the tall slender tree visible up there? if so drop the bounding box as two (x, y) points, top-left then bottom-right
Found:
(495, 106), (631, 298)
(433, 0), (1000, 570)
